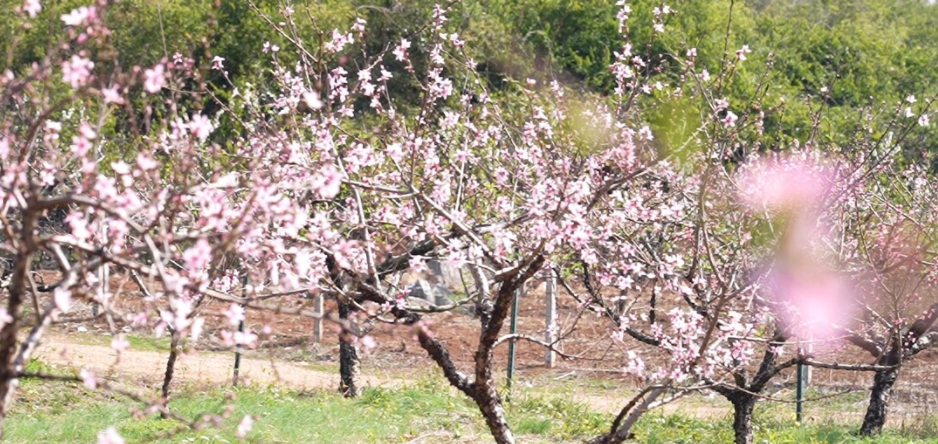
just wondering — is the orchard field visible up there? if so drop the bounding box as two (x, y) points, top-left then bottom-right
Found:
(0, 0), (938, 444)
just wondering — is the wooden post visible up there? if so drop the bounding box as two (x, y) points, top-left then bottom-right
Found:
(545, 268), (557, 368)
(233, 274), (247, 386)
(313, 294), (324, 343)
(506, 286), (521, 401)
(805, 343), (813, 386)
(98, 222), (115, 330)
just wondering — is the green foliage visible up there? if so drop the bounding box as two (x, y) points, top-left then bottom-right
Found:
(7, 0), (933, 154)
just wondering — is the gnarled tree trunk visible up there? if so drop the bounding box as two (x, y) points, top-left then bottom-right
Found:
(338, 300), (360, 398)
(472, 382), (514, 444)
(0, 211), (38, 438)
(160, 331), (181, 419)
(860, 360), (900, 436)
(730, 393), (757, 444)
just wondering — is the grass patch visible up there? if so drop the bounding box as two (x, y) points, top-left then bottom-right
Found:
(67, 331), (173, 353)
(6, 368), (938, 444)
(8, 375), (599, 444)
(630, 405), (938, 444)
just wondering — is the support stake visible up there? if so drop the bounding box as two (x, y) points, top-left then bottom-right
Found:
(796, 361), (805, 422)
(544, 268), (557, 368)
(233, 274), (247, 386)
(506, 286), (520, 400)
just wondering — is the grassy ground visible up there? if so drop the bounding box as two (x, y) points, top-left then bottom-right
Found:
(6, 361), (938, 443)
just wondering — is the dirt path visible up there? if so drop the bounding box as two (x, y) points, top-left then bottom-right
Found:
(35, 334), (394, 391)
(34, 334), (732, 418)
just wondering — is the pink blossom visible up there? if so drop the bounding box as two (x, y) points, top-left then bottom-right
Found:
(351, 17), (367, 34)
(314, 168), (343, 199)
(54, 287), (72, 311)
(190, 317), (205, 342)
(325, 29), (354, 53)
(236, 415), (254, 439)
(136, 152), (158, 171)
(232, 330), (258, 348)
(262, 41), (280, 53)
(211, 56), (225, 70)
(735, 45), (752, 61)
(97, 427), (125, 444)
(920, 114), (930, 127)
(79, 123), (96, 140)
(0, 308), (12, 328)
(189, 114), (214, 141)
(303, 91), (323, 110)
(80, 368), (97, 389)
(737, 155), (832, 213)
(224, 303), (246, 326)
(722, 111), (738, 128)
(393, 38), (411, 61)
(62, 55), (94, 88)
(143, 64), (165, 94)
(111, 335), (129, 352)
(23, 0), (41, 18)
(61, 6), (93, 26)
(766, 265), (853, 345)
(102, 85), (124, 104)
(183, 239), (212, 271)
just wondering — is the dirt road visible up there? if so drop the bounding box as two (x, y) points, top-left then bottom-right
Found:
(35, 333), (392, 391)
(32, 333), (733, 418)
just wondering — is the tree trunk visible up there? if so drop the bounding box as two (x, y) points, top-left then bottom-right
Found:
(860, 365), (900, 436)
(338, 301), (360, 398)
(473, 383), (515, 444)
(731, 394), (757, 444)
(160, 331), (181, 419)
(0, 250), (30, 438)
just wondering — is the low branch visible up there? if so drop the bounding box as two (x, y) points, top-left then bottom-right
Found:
(492, 333), (578, 360)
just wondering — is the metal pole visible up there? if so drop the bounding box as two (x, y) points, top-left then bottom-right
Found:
(506, 286), (520, 398)
(233, 274), (247, 385)
(544, 269), (557, 368)
(796, 362), (804, 422)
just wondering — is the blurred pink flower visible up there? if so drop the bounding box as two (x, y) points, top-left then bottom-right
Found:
(738, 155), (832, 213)
(62, 55), (94, 89)
(189, 114), (214, 141)
(393, 38), (411, 61)
(97, 427), (125, 444)
(236, 415), (254, 439)
(23, 0), (40, 18)
(102, 85), (124, 104)
(143, 64), (165, 94)
(766, 265), (853, 345)
(183, 239), (212, 271)
(61, 6), (93, 26)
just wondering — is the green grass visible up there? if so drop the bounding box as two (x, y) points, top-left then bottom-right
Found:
(631, 412), (938, 444)
(69, 331), (173, 353)
(630, 391), (938, 444)
(6, 373), (607, 444)
(7, 365), (938, 444)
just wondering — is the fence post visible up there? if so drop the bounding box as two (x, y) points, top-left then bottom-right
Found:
(233, 274), (247, 386)
(506, 284), (522, 400)
(313, 293), (324, 343)
(544, 268), (557, 368)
